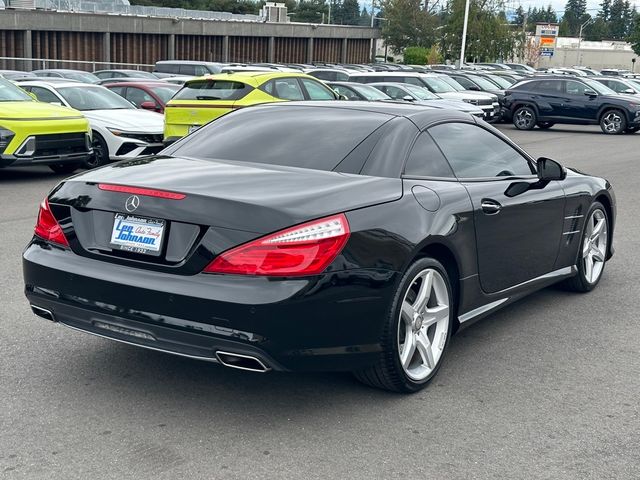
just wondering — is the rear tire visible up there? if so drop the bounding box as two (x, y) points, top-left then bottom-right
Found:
(49, 163), (80, 175)
(537, 121), (554, 129)
(513, 106), (537, 130)
(624, 126), (640, 134)
(353, 257), (454, 393)
(600, 109), (627, 134)
(562, 201), (609, 292)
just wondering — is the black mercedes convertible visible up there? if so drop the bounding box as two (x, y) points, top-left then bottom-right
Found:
(23, 102), (615, 392)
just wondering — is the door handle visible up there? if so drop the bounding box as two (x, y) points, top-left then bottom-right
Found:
(481, 199), (502, 214)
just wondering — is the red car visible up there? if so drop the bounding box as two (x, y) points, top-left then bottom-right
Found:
(104, 81), (180, 114)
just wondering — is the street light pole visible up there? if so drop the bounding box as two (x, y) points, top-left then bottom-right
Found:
(370, 0), (376, 62)
(577, 18), (594, 66)
(459, 0), (471, 68)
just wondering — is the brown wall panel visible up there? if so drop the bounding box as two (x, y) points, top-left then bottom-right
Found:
(0, 31), (24, 69)
(175, 36), (224, 62)
(274, 38), (307, 64)
(346, 39), (370, 63)
(228, 36), (268, 63)
(313, 38), (342, 63)
(110, 33), (168, 67)
(31, 31), (104, 69)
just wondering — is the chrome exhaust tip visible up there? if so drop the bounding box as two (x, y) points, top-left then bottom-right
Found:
(215, 351), (270, 373)
(30, 304), (56, 322)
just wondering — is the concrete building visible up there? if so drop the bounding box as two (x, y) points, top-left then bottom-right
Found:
(535, 36), (637, 71)
(0, 8), (379, 70)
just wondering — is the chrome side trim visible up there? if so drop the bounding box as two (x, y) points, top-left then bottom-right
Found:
(564, 215), (584, 219)
(59, 322), (221, 364)
(563, 230), (581, 235)
(459, 298), (509, 323)
(459, 266), (576, 324)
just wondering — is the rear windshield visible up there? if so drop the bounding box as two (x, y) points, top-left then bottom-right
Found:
(167, 106), (390, 171)
(173, 80), (250, 101)
(0, 78), (32, 101)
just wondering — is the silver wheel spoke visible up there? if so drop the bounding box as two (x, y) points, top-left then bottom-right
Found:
(413, 270), (433, 313)
(591, 219), (605, 240)
(400, 332), (416, 368)
(401, 301), (415, 326)
(424, 304), (449, 328)
(415, 331), (435, 370)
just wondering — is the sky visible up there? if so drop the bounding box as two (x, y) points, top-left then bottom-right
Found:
(509, 0), (637, 15)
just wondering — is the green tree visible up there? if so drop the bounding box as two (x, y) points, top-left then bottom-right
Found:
(380, 0), (439, 53)
(441, 0), (520, 62)
(559, 0), (589, 36)
(404, 46), (429, 64)
(292, 0), (328, 22)
(341, 0), (361, 24)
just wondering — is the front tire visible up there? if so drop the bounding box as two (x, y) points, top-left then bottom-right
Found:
(600, 109), (627, 135)
(562, 201), (609, 292)
(354, 258), (454, 393)
(85, 132), (109, 169)
(513, 106), (537, 130)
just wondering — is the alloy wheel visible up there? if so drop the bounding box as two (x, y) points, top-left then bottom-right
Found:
(582, 208), (608, 284)
(86, 137), (108, 169)
(602, 112), (622, 134)
(514, 108), (534, 129)
(397, 268), (450, 381)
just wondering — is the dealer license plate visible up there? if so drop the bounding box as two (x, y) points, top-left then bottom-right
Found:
(110, 214), (165, 256)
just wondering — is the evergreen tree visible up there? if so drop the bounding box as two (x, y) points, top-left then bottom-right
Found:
(560, 0), (589, 36)
(341, 0), (361, 24)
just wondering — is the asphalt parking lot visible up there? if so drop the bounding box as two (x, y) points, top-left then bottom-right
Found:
(1, 124), (639, 479)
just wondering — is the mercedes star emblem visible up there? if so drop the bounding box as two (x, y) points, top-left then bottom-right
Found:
(125, 195), (140, 212)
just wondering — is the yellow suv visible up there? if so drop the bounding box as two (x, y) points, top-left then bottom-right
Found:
(164, 71), (338, 142)
(0, 77), (91, 174)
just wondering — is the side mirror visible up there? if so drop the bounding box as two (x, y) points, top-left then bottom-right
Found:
(469, 85), (481, 91)
(622, 88), (636, 94)
(402, 95), (415, 102)
(537, 157), (566, 181)
(338, 94), (349, 101)
(140, 101), (159, 111)
(584, 89), (597, 97)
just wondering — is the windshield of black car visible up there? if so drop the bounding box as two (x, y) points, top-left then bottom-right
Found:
(58, 86), (136, 110)
(168, 106), (390, 171)
(173, 80), (249, 101)
(0, 78), (33, 101)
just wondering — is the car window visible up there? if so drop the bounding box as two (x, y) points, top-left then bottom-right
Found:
(453, 76), (476, 89)
(395, 76), (423, 87)
(108, 86), (125, 97)
(383, 85), (407, 100)
(533, 80), (562, 93)
(429, 123), (534, 178)
(173, 80), (250, 101)
(333, 85), (360, 100)
(157, 64), (180, 74)
(404, 132), (455, 178)
(30, 86), (62, 104)
(310, 70), (335, 81)
(300, 78), (336, 100)
(179, 65), (196, 75)
(169, 105), (390, 172)
(94, 72), (109, 79)
(194, 65), (209, 76)
(270, 78), (304, 100)
(125, 87), (154, 107)
(565, 80), (591, 95)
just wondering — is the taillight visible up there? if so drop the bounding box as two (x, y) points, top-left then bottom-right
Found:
(204, 214), (350, 276)
(34, 198), (69, 247)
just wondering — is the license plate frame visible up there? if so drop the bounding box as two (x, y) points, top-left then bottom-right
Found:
(109, 213), (166, 256)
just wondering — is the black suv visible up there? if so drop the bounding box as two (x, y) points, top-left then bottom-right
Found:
(503, 76), (640, 134)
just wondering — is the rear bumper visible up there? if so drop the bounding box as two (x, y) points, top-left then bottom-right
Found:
(23, 241), (398, 372)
